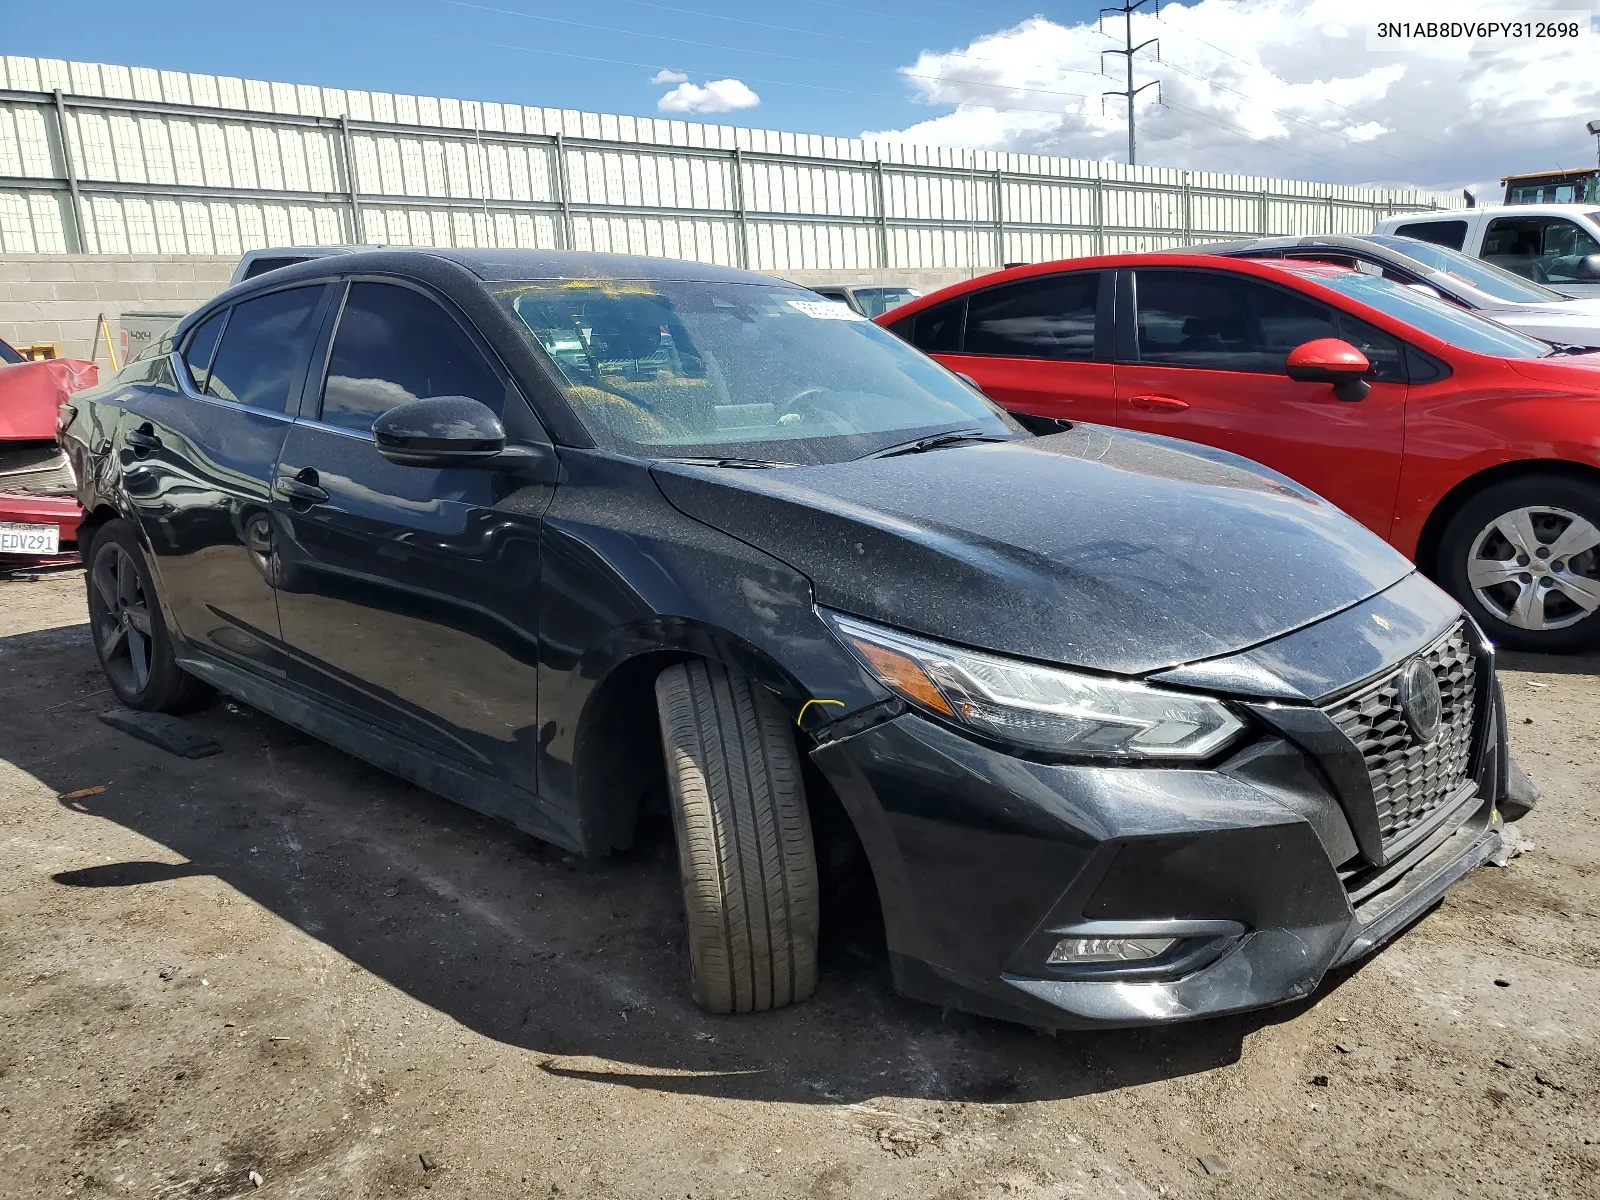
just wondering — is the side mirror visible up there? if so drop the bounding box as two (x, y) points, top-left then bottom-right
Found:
(954, 371), (986, 395)
(1285, 338), (1371, 402)
(1575, 254), (1600, 281)
(1404, 281), (1444, 300)
(372, 395), (507, 467)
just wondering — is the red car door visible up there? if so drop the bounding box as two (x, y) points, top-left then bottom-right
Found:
(917, 271), (1118, 426)
(1114, 267), (1408, 539)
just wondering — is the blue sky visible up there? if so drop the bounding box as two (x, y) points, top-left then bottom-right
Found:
(4, 0), (1103, 139)
(8, 0), (1597, 189)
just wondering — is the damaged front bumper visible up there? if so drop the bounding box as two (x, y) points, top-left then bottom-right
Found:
(808, 590), (1509, 1030)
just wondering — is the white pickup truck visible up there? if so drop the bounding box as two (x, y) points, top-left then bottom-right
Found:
(1373, 204), (1600, 298)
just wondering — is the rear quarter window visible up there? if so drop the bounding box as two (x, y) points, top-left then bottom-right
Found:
(1393, 220), (1469, 251)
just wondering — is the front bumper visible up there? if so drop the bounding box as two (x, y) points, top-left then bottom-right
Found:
(810, 629), (1506, 1030)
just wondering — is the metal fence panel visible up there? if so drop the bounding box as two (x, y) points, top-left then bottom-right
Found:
(0, 54), (1461, 267)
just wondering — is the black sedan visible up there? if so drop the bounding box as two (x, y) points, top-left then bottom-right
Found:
(59, 249), (1512, 1029)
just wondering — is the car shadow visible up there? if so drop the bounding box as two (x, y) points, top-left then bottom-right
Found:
(1498, 649), (1600, 677)
(5, 620), (1366, 1108)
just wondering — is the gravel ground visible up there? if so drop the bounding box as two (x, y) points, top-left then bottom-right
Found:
(0, 568), (1596, 1200)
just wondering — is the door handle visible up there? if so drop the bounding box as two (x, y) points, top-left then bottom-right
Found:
(1128, 395), (1190, 413)
(275, 468), (329, 505)
(125, 425), (162, 453)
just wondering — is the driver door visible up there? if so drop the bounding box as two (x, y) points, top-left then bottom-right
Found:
(272, 279), (554, 793)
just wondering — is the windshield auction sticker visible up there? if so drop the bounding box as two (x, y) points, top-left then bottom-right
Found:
(1368, 10), (1591, 51)
(787, 300), (868, 320)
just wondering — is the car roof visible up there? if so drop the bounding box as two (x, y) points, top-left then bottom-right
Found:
(1390, 204), (1599, 219)
(409, 248), (780, 285)
(1254, 260), (1358, 280)
(880, 252), (1357, 321)
(231, 246), (786, 287)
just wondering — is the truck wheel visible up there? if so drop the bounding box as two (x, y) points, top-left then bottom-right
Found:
(654, 661), (818, 1014)
(1438, 475), (1600, 653)
(85, 520), (211, 712)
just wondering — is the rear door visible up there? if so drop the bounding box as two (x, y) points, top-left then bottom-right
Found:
(1114, 267), (1408, 538)
(272, 278), (551, 792)
(119, 283), (333, 675)
(930, 272), (1116, 425)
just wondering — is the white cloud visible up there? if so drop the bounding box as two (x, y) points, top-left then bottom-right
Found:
(863, 0), (1600, 191)
(650, 69), (688, 85)
(657, 77), (761, 115)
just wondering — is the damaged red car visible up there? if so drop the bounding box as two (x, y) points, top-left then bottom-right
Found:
(0, 336), (97, 563)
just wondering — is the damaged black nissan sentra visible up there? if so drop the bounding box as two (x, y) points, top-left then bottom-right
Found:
(60, 249), (1514, 1029)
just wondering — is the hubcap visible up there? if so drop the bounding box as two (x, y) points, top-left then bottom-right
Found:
(90, 542), (154, 693)
(1467, 505), (1600, 632)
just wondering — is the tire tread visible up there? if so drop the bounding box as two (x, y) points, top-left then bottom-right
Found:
(655, 661), (818, 1014)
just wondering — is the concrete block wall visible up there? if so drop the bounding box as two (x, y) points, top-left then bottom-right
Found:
(0, 255), (237, 362)
(0, 256), (972, 363)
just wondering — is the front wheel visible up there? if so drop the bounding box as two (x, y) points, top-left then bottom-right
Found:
(1438, 475), (1600, 653)
(85, 520), (211, 712)
(654, 661), (819, 1015)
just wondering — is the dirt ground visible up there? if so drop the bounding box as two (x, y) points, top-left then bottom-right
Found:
(0, 568), (1596, 1200)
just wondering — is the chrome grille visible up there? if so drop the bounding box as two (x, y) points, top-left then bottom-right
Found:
(0, 441), (75, 495)
(1324, 624), (1478, 844)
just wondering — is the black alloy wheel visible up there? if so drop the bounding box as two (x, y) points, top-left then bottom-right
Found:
(85, 520), (211, 712)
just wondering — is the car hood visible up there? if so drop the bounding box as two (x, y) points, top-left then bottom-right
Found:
(651, 425), (1414, 675)
(0, 359), (99, 439)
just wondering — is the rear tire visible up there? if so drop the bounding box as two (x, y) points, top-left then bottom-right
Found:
(654, 660), (818, 1015)
(84, 520), (211, 713)
(1437, 475), (1600, 654)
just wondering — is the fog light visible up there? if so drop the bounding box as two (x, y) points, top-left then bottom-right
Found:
(1046, 936), (1177, 965)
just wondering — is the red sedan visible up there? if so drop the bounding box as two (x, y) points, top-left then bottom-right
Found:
(0, 337), (97, 564)
(877, 254), (1600, 653)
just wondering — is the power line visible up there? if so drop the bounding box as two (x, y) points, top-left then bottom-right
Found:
(1151, 12), (1459, 154)
(1155, 58), (1410, 165)
(443, 0), (1092, 103)
(1156, 97), (1348, 174)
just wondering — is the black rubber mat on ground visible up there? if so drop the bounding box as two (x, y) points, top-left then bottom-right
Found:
(98, 710), (222, 759)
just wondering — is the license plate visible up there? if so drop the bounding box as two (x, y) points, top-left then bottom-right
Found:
(0, 523), (61, 555)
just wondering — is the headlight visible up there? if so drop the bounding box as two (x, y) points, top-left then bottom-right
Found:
(826, 612), (1245, 760)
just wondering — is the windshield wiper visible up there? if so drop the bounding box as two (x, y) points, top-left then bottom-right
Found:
(1543, 343), (1597, 356)
(867, 429), (1007, 460)
(660, 456), (801, 469)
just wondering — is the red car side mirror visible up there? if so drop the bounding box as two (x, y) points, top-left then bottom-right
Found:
(1286, 338), (1371, 402)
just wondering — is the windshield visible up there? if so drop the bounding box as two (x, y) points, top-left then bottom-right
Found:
(850, 287), (922, 318)
(1364, 235), (1564, 303)
(1305, 270), (1553, 358)
(494, 279), (1017, 464)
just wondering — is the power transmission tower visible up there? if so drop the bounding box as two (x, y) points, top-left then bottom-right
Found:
(1100, 0), (1160, 166)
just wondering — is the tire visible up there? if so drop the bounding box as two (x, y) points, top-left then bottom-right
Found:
(84, 520), (211, 712)
(1437, 475), (1600, 654)
(654, 660), (819, 1015)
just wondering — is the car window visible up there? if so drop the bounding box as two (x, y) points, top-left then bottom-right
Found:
(1335, 313), (1407, 384)
(1305, 270), (1551, 358)
(1133, 270), (1338, 373)
(319, 283), (504, 434)
(964, 274), (1099, 361)
(850, 287), (921, 318)
(1393, 220), (1468, 251)
(180, 310), (227, 391)
(1482, 217), (1600, 284)
(904, 296), (966, 354)
(1365, 235), (1563, 303)
(203, 285), (328, 413)
(0, 338), (21, 365)
(242, 256), (313, 280)
(494, 279), (1016, 464)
